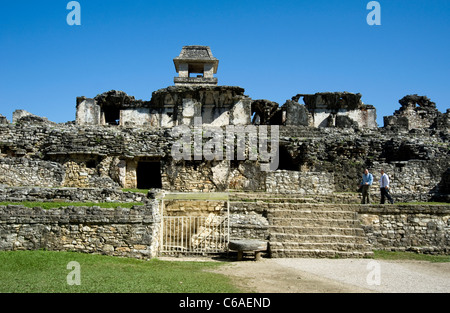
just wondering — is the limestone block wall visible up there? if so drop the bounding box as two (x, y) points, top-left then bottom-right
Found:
(0, 196), (448, 256)
(265, 170), (335, 194)
(228, 202), (269, 242)
(76, 99), (101, 126)
(163, 199), (227, 217)
(0, 121), (448, 200)
(0, 157), (65, 187)
(369, 160), (446, 202)
(0, 186), (148, 203)
(359, 205), (450, 254)
(163, 160), (267, 192)
(0, 202), (160, 259)
(51, 155), (119, 188)
(120, 108), (151, 127)
(309, 108), (377, 128)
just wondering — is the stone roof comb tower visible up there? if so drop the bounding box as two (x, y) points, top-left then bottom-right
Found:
(173, 46), (219, 86)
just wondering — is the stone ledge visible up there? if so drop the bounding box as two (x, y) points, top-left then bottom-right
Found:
(358, 204), (450, 215)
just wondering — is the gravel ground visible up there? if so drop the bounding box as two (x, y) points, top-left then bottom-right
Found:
(271, 258), (450, 293)
(200, 257), (450, 293)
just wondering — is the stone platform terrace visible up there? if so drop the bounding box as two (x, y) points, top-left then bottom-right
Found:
(0, 188), (448, 258)
(229, 192), (450, 258)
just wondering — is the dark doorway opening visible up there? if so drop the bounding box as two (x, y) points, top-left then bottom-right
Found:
(137, 162), (162, 189)
(278, 146), (299, 171)
(104, 107), (121, 125)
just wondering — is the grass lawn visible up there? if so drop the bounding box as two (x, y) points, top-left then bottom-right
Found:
(373, 250), (450, 262)
(122, 188), (149, 194)
(393, 202), (450, 206)
(163, 192), (229, 201)
(0, 250), (242, 293)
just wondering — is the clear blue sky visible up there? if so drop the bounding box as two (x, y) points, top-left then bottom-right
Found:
(1, 0), (449, 126)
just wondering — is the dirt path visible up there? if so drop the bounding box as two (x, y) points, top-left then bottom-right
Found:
(159, 256), (450, 293)
(210, 258), (374, 293)
(211, 258), (450, 293)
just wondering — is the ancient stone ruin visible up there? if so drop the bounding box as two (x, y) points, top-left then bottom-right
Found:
(0, 46), (449, 259)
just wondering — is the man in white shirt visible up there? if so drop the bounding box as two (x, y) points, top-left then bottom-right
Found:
(379, 169), (394, 204)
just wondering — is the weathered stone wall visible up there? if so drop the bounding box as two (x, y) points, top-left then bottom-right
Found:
(163, 160), (267, 192)
(76, 87), (251, 128)
(0, 158), (65, 187)
(228, 202), (269, 242)
(0, 195), (448, 256)
(120, 108), (151, 127)
(290, 92), (378, 129)
(50, 154), (119, 188)
(383, 95), (449, 131)
(229, 201), (450, 254)
(0, 186), (148, 203)
(368, 160), (444, 202)
(278, 126), (449, 201)
(265, 170), (334, 194)
(0, 202), (160, 259)
(0, 120), (448, 201)
(163, 199), (226, 216)
(359, 205), (450, 254)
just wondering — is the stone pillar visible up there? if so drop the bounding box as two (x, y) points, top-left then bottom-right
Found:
(181, 99), (201, 126)
(203, 63), (215, 78)
(76, 98), (101, 126)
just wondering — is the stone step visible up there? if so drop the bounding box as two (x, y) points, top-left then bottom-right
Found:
(269, 226), (366, 236)
(269, 241), (371, 251)
(228, 192), (361, 204)
(269, 249), (374, 258)
(269, 233), (369, 244)
(229, 198), (319, 204)
(229, 192), (374, 259)
(230, 202), (361, 212)
(268, 217), (360, 228)
(267, 210), (357, 220)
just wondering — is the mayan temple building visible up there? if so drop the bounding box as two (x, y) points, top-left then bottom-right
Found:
(0, 46), (448, 259)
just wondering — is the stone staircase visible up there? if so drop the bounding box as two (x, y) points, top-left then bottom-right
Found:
(229, 192), (374, 258)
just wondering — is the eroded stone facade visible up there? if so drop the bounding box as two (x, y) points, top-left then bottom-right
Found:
(0, 45), (449, 258)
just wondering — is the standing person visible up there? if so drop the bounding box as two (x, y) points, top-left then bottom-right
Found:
(360, 169), (373, 204)
(379, 169), (394, 204)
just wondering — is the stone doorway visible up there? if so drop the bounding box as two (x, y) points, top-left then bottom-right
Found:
(136, 161), (162, 189)
(103, 107), (120, 125)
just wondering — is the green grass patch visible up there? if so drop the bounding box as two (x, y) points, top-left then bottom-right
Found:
(0, 202), (144, 210)
(122, 188), (149, 194)
(394, 202), (450, 206)
(0, 250), (242, 293)
(164, 192), (229, 201)
(373, 250), (450, 263)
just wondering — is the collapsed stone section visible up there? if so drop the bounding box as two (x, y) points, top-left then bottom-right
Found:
(251, 92), (377, 129)
(251, 100), (282, 125)
(0, 115), (8, 125)
(384, 94), (450, 131)
(12, 109), (54, 125)
(291, 92), (377, 129)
